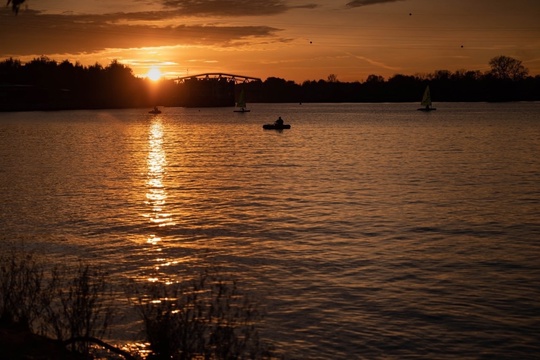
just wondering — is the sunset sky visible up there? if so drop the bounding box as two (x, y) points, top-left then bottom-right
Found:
(1, 0), (539, 83)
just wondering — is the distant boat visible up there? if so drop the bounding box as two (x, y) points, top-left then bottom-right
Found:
(233, 89), (250, 113)
(149, 106), (161, 114)
(417, 86), (436, 111)
(263, 116), (290, 130)
(263, 124), (291, 130)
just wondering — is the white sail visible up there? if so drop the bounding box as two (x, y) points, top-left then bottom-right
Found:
(236, 89), (246, 108)
(420, 86), (432, 107)
(417, 85), (436, 111)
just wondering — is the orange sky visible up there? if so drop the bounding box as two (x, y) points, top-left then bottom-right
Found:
(1, 0), (539, 83)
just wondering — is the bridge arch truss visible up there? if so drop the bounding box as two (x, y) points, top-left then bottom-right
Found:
(174, 72), (262, 84)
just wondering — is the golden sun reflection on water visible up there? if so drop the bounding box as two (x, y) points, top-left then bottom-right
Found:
(144, 119), (174, 228)
(142, 118), (177, 283)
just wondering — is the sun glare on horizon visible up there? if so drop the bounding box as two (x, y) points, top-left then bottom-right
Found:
(147, 67), (162, 81)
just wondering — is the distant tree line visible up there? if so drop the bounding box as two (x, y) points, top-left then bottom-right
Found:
(1, 55), (539, 111)
(242, 56), (539, 103)
(0, 57), (162, 110)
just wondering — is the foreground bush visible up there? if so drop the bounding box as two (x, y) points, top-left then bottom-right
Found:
(130, 268), (274, 360)
(0, 249), (50, 330)
(0, 249), (275, 359)
(0, 249), (120, 358)
(45, 263), (115, 354)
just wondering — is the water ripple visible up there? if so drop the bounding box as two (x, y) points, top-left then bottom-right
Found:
(1, 103), (540, 359)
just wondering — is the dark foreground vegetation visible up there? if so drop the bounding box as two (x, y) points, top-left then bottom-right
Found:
(0, 248), (274, 359)
(1, 55), (539, 111)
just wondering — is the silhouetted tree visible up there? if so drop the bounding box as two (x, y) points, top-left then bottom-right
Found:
(7, 0), (25, 14)
(365, 74), (384, 83)
(387, 74), (420, 101)
(327, 74), (339, 83)
(260, 77), (300, 102)
(0, 57), (22, 83)
(488, 55), (529, 81)
(430, 70), (452, 81)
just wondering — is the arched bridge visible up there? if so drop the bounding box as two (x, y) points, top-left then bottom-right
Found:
(175, 73), (261, 84)
(172, 73), (261, 107)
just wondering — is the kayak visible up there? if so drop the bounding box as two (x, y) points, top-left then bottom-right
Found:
(263, 124), (291, 130)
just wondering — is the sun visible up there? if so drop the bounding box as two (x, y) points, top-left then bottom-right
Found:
(147, 66), (162, 81)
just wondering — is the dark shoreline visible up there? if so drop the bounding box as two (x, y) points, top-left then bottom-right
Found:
(2, 56), (539, 111)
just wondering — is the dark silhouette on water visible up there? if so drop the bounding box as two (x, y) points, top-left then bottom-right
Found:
(234, 88), (251, 112)
(417, 85), (436, 111)
(263, 116), (291, 130)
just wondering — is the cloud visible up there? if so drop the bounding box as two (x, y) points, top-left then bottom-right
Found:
(0, 10), (283, 57)
(348, 53), (400, 71)
(346, 0), (405, 8)
(0, 0), (318, 58)
(161, 0), (316, 17)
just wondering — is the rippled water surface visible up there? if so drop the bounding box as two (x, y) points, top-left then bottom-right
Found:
(1, 103), (539, 359)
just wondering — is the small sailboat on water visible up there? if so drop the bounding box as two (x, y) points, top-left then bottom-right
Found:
(417, 85), (436, 111)
(234, 89), (250, 113)
(149, 106), (161, 114)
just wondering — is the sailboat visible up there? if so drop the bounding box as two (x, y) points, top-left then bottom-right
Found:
(417, 85), (436, 111)
(233, 89), (250, 113)
(148, 106), (161, 114)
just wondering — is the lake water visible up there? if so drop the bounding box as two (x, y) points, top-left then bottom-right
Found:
(1, 103), (539, 359)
